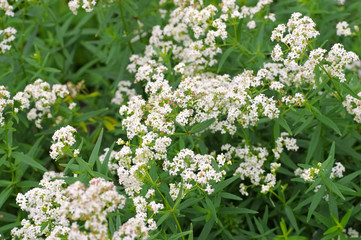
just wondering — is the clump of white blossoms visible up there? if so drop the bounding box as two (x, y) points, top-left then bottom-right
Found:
(12, 172), (126, 240)
(295, 165), (321, 182)
(111, 80), (137, 105)
(223, 138), (293, 196)
(0, 27), (16, 53)
(343, 92), (361, 123)
(336, 21), (352, 36)
(0, 0), (15, 16)
(14, 79), (73, 128)
(112, 196), (163, 239)
(330, 162), (345, 179)
(49, 125), (79, 159)
(295, 161), (345, 182)
(272, 132), (299, 159)
(0, 79), (77, 128)
(163, 149), (229, 197)
(0, 86), (14, 126)
(270, 12), (359, 87)
(68, 0), (98, 15)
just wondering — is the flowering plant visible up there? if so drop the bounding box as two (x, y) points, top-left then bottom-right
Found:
(1, 0), (361, 239)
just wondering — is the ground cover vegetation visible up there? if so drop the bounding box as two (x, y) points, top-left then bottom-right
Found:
(0, 0), (361, 239)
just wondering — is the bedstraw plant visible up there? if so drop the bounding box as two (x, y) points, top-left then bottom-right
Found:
(1, 0), (361, 239)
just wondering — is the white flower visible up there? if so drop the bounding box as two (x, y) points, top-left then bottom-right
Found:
(0, 27), (16, 53)
(336, 21), (352, 36)
(49, 125), (77, 159)
(247, 20), (256, 29)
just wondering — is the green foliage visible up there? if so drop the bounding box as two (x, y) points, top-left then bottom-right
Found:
(1, 0), (361, 239)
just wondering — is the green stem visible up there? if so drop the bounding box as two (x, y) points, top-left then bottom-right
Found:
(172, 212), (184, 238)
(145, 171), (185, 239)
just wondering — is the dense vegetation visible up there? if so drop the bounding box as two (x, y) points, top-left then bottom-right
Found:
(1, 0), (361, 239)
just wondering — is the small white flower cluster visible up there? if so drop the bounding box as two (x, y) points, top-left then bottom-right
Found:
(113, 195), (163, 239)
(272, 132), (299, 159)
(296, 161), (345, 183)
(344, 227), (360, 238)
(220, 0), (273, 22)
(49, 125), (78, 160)
(68, 0), (99, 15)
(312, 162), (345, 201)
(269, 13), (359, 87)
(0, 27), (16, 53)
(0, 79), (78, 129)
(281, 92), (306, 107)
(346, 59), (361, 77)
(100, 132), (172, 196)
(223, 143), (281, 195)
(128, 4), (223, 76)
(271, 12), (319, 60)
(14, 79), (71, 128)
(99, 138), (167, 239)
(336, 21), (352, 36)
(111, 81), (137, 105)
(295, 164), (321, 182)
(0, 0), (14, 16)
(0, 86), (14, 126)
(330, 162), (345, 178)
(12, 172), (126, 240)
(324, 43), (359, 83)
(163, 149), (228, 197)
(343, 92), (361, 123)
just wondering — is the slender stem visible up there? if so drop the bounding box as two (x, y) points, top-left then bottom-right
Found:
(172, 212), (184, 238)
(145, 171), (185, 239)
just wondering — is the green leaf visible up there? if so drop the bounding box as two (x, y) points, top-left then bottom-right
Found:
(312, 106), (341, 136)
(275, 118), (293, 135)
(0, 180), (12, 187)
(74, 108), (108, 123)
(100, 141), (115, 174)
(76, 157), (95, 177)
(214, 175), (239, 193)
(190, 118), (215, 134)
(294, 117), (314, 136)
(156, 212), (171, 227)
(188, 224), (194, 240)
(0, 155), (7, 168)
(205, 197), (219, 223)
(168, 230), (193, 240)
(218, 207), (258, 215)
(217, 46), (235, 73)
(322, 142), (336, 177)
(17, 180), (40, 188)
(305, 125), (321, 164)
(322, 178), (345, 200)
(307, 185), (326, 222)
(178, 197), (203, 210)
(0, 187), (12, 209)
(340, 207), (353, 227)
(13, 152), (47, 172)
(89, 128), (103, 167)
(27, 136), (44, 158)
(220, 192), (242, 201)
(43, 67), (61, 73)
(0, 211), (17, 222)
(323, 226), (338, 235)
(0, 222), (20, 232)
(198, 218), (215, 240)
(284, 205), (299, 232)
